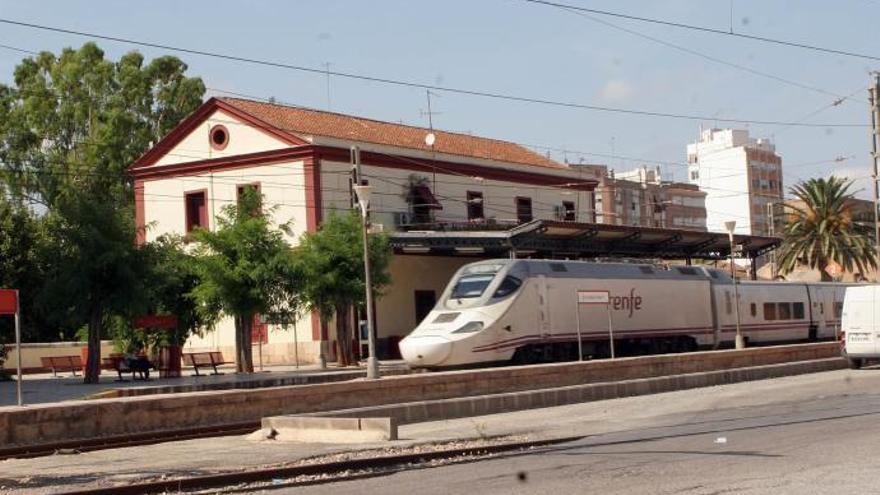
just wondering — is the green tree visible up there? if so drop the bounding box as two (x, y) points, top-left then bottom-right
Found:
(0, 194), (55, 341)
(778, 176), (877, 281)
(142, 235), (212, 348)
(0, 43), (205, 383)
(190, 189), (301, 373)
(296, 211), (392, 367)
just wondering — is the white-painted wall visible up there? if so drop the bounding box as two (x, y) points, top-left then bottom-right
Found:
(321, 160), (595, 226)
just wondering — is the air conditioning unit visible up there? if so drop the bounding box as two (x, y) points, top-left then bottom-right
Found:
(393, 212), (413, 227)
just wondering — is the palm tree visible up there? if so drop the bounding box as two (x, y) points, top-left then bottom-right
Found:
(777, 176), (877, 281)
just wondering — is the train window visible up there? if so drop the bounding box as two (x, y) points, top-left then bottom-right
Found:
(638, 266), (654, 274)
(492, 276), (523, 298)
(450, 274), (495, 299)
(820, 302), (824, 315)
(778, 303), (792, 320)
(549, 263), (568, 272)
(834, 302), (843, 318)
(764, 303), (777, 320)
(793, 302), (805, 319)
(677, 267), (698, 275)
(725, 291), (732, 314)
(750, 303), (756, 317)
(710, 271), (721, 279)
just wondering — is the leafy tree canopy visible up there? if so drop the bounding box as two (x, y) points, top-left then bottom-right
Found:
(778, 176), (877, 281)
(0, 43), (205, 382)
(0, 42), (205, 206)
(190, 189), (301, 372)
(296, 211), (392, 366)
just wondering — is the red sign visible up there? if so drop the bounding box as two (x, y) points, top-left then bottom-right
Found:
(132, 314), (178, 329)
(0, 289), (17, 315)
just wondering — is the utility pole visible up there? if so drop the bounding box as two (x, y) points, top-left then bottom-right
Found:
(422, 90), (440, 196)
(869, 73), (880, 256)
(767, 202), (778, 279)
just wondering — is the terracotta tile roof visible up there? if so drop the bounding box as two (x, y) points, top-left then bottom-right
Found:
(218, 97), (567, 170)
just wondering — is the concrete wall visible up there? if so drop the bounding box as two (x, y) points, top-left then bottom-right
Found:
(2, 341), (115, 373)
(0, 342), (839, 448)
(375, 256), (472, 343)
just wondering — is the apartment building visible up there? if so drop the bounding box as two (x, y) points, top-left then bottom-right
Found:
(687, 128), (782, 235)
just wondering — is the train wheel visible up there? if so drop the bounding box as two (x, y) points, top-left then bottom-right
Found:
(848, 358), (864, 370)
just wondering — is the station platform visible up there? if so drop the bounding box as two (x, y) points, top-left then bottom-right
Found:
(0, 361), (410, 407)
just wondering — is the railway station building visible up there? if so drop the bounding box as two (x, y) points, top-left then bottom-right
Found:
(129, 97), (778, 365)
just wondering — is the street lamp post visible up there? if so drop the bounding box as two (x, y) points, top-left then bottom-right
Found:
(724, 220), (745, 350)
(354, 184), (380, 379)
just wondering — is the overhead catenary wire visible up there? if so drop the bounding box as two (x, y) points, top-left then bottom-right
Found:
(0, 18), (866, 128)
(521, 0), (880, 62)
(548, 3), (853, 103)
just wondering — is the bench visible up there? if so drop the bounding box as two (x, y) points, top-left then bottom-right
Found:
(101, 354), (154, 381)
(40, 355), (83, 377)
(182, 351), (229, 376)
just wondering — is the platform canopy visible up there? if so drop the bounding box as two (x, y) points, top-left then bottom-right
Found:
(389, 220), (780, 261)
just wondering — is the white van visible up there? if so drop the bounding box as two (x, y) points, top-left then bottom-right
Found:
(841, 285), (880, 369)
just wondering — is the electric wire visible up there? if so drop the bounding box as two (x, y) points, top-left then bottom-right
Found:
(522, 0), (880, 62)
(0, 18), (866, 128)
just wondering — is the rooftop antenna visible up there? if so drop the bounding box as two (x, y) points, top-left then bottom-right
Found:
(420, 89), (442, 130)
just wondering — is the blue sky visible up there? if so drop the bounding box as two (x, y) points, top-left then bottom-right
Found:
(0, 0), (877, 197)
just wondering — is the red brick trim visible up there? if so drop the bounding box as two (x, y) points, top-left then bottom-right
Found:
(130, 147), (317, 180)
(131, 144), (597, 193)
(313, 145), (597, 191)
(209, 124), (230, 151)
(130, 97), (309, 169)
(134, 179), (146, 246)
(184, 188), (209, 233)
(303, 155), (322, 232)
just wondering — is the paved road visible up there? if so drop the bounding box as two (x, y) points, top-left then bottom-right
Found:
(2, 368), (878, 494)
(290, 371), (880, 495)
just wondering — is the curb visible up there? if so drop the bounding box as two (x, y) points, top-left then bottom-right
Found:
(302, 358), (847, 425)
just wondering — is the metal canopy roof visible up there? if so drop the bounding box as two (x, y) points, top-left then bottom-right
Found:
(389, 220), (780, 260)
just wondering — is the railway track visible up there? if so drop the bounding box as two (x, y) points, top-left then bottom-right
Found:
(0, 421), (260, 461)
(50, 435), (581, 495)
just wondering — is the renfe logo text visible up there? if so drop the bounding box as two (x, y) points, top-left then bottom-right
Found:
(611, 288), (642, 318)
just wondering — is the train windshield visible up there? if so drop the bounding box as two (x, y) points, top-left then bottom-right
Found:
(450, 274), (496, 299)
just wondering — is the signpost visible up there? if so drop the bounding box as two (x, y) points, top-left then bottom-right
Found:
(0, 289), (22, 406)
(576, 290), (615, 360)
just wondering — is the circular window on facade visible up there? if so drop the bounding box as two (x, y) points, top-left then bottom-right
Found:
(209, 125), (229, 150)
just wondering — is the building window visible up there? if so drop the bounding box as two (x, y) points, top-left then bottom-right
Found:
(209, 125), (229, 151)
(516, 197), (533, 223)
(184, 190), (207, 233)
(562, 201), (576, 221)
(466, 191), (484, 221)
(236, 183), (262, 216)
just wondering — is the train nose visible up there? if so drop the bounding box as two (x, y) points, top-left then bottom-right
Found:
(399, 335), (453, 367)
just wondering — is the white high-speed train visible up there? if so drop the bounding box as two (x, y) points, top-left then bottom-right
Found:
(399, 259), (854, 369)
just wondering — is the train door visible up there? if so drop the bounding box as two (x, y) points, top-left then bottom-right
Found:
(811, 286), (828, 339)
(707, 280), (722, 349)
(537, 275), (551, 339)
